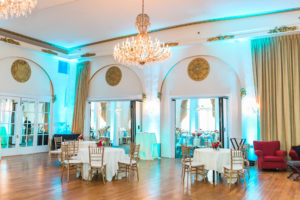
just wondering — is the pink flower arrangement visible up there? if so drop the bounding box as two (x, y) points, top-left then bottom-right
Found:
(78, 134), (85, 140)
(192, 132), (196, 136)
(97, 140), (106, 147)
(214, 130), (219, 133)
(212, 141), (221, 150)
(197, 133), (202, 136)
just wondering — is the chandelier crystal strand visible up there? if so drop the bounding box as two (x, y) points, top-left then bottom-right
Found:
(113, 0), (171, 66)
(0, 0), (37, 19)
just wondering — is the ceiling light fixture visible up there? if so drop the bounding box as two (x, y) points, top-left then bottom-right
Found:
(113, 0), (171, 66)
(0, 0), (37, 19)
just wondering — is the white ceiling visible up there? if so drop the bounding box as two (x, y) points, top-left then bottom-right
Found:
(0, 0), (300, 48)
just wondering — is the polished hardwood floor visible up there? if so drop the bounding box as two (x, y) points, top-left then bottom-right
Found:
(0, 153), (299, 200)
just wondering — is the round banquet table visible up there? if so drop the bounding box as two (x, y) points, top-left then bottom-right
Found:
(136, 132), (159, 160)
(193, 148), (239, 184)
(77, 147), (126, 181)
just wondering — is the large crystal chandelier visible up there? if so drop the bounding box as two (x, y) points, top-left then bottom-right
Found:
(0, 0), (37, 19)
(114, 0), (171, 66)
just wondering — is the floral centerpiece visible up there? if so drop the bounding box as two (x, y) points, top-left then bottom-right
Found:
(96, 139), (106, 147)
(192, 132), (196, 137)
(77, 134), (85, 141)
(212, 141), (221, 150)
(214, 130), (219, 133)
(197, 133), (202, 137)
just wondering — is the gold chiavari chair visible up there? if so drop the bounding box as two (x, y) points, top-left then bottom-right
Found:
(49, 136), (62, 163)
(61, 144), (82, 182)
(181, 145), (207, 183)
(223, 149), (246, 190)
(242, 144), (250, 178)
(88, 146), (106, 184)
(116, 143), (140, 181)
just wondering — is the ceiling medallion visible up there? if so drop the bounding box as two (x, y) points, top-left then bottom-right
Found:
(113, 0), (171, 67)
(105, 66), (122, 86)
(0, 0), (37, 19)
(187, 58), (210, 81)
(11, 59), (31, 83)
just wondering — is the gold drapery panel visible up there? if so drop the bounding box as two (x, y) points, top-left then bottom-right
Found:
(180, 100), (188, 125)
(72, 61), (91, 134)
(252, 34), (300, 151)
(100, 102), (106, 122)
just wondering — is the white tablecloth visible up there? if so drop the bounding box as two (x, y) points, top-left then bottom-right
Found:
(77, 147), (126, 181)
(194, 148), (241, 184)
(194, 148), (231, 172)
(136, 132), (159, 160)
(62, 141), (97, 148)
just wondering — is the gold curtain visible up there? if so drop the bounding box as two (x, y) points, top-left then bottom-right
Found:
(72, 61), (91, 134)
(100, 103), (106, 122)
(180, 100), (188, 125)
(252, 34), (300, 151)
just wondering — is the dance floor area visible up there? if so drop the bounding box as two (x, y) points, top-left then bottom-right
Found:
(0, 153), (299, 200)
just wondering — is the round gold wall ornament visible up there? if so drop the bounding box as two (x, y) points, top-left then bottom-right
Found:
(11, 59), (31, 83)
(105, 66), (122, 86)
(187, 58), (210, 81)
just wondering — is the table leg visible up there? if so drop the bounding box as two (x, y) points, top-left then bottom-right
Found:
(213, 170), (215, 185)
(287, 172), (295, 179)
(294, 174), (300, 181)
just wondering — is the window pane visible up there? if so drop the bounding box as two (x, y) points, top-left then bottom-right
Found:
(0, 111), (16, 124)
(8, 136), (16, 148)
(0, 124), (9, 136)
(27, 135), (33, 146)
(38, 102), (50, 113)
(0, 99), (17, 112)
(0, 136), (8, 148)
(22, 101), (35, 112)
(38, 113), (49, 124)
(20, 136), (27, 147)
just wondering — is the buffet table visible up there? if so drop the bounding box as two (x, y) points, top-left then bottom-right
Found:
(136, 132), (159, 160)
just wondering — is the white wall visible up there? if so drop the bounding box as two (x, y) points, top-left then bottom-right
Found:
(86, 39), (257, 158)
(160, 55), (241, 157)
(88, 60), (143, 100)
(0, 43), (77, 137)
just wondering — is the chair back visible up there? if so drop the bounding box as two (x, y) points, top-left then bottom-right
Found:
(129, 143), (140, 165)
(181, 145), (193, 166)
(54, 136), (62, 150)
(230, 138), (246, 150)
(253, 141), (280, 156)
(74, 140), (79, 155)
(61, 144), (71, 163)
(89, 146), (105, 167)
(230, 149), (244, 170)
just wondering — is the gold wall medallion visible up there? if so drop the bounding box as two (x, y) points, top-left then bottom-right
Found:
(11, 59), (31, 83)
(105, 66), (122, 86)
(187, 58), (210, 81)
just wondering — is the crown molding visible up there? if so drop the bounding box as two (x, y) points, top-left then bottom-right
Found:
(0, 28), (68, 54)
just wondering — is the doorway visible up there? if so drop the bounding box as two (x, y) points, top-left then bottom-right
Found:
(88, 100), (142, 149)
(0, 96), (52, 156)
(173, 97), (228, 158)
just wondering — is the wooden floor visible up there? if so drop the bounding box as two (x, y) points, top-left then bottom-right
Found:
(0, 153), (299, 200)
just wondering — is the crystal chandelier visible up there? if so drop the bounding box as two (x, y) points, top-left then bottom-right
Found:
(114, 0), (171, 66)
(0, 0), (37, 19)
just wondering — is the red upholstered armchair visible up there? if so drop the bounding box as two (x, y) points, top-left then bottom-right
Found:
(289, 146), (300, 161)
(253, 141), (287, 170)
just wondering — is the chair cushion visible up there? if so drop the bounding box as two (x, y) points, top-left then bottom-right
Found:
(64, 159), (81, 164)
(191, 161), (204, 167)
(292, 146), (300, 157)
(264, 156), (285, 162)
(119, 158), (137, 165)
(224, 164), (243, 171)
(50, 149), (61, 154)
(91, 161), (105, 168)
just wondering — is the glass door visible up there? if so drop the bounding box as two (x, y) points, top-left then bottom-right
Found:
(20, 99), (36, 147)
(0, 98), (18, 150)
(0, 96), (51, 156)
